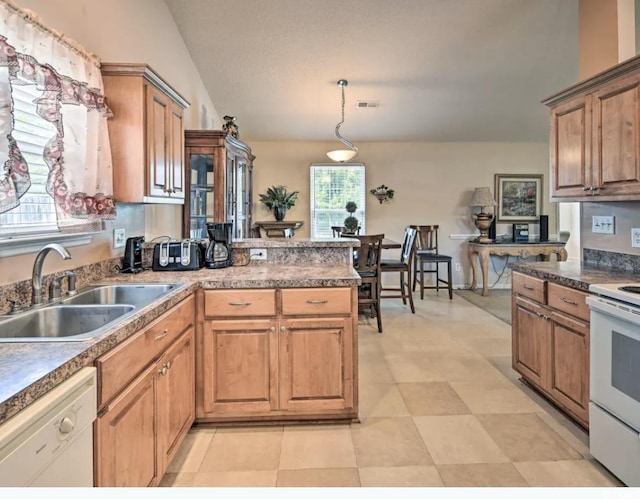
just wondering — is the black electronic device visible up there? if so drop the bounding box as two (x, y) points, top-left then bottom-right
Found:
(122, 236), (145, 273)
(539, 215), (549, 242)
(152, 240), (205, 271)
(204, 222), (233, 269)
(488, 217), (497, 241)
(512, 223), (529, 242)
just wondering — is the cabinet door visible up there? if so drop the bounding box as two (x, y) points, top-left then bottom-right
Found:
(168, 103), (185, 199)
(548, 310), (590, 425)
(95, 363), (158, 487)
(592, 73), (640, 196)
(156, 328), (195, 477)
(184, 147), (215, 239)
(279, 317), (354, 413)
(549, 94), (592, 198)
(512, 296), (548, 387)
(225, 154), (236, 233)
(146, 85), (170, 198)
(201, 319), (278, 416)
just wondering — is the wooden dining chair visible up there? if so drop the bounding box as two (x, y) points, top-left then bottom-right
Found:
(380, 226), (417, 313)
(411, 224), (453, 299)
(346, 234), (384, 332)
(332, 225), (361, 237)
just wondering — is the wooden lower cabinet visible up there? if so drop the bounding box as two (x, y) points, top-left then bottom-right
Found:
(95, 296), (196, 487)
(279, 317), (353, 413)
(94, 362), (158, 487)
(156, 328), (196, 475)
(196, 287), (358, 423)
(511, 273), (590, 428)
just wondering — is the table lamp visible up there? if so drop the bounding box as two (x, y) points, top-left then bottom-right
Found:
(469, 187), (497, 243)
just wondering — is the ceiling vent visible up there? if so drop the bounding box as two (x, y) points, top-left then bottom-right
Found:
(356, 100), (380, 109)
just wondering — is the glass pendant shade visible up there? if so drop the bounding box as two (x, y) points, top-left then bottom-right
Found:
(327, 79), (358, 162)
(326, 149), (357, 162)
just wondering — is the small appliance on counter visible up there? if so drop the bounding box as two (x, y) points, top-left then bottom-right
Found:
(152, 239), (205, 271)
(204, 222), (233, 269)
(512, 223), (529, 242)
(121, 236), (145, 273)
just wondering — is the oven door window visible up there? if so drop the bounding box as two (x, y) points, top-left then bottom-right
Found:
(612, 331), (640, 403)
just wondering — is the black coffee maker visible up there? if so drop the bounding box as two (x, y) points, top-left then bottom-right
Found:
(204, 222), (233, 269)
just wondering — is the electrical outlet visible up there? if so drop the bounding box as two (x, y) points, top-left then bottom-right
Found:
(249, 248), (267, 260)
(592, 215), (615, 234)
(455, 263), (462, 272)
(632, 228), (640, 248)
(113, 228), (126, 249)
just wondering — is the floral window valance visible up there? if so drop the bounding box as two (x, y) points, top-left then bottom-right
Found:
(0, 0), (115, 231)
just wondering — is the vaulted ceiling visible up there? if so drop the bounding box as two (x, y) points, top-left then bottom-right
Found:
(164, 0), (578, 142)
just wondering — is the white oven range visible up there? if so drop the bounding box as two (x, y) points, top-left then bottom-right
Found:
(586, 283), (640, 487)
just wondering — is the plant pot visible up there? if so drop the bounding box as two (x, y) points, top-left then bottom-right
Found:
(273, 206), (287, 221)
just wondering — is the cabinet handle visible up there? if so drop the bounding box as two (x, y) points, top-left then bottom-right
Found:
(280, 326), (286, 332)
(159, 366), (168, 376)
(229, 301), (251, 306)
(166, 361), (172, 369)
(522, 284), (534, 291)
(560, 297), (578, 306)
(155, 329), (169, 341)
(306, 299), (328, 304)
(270, 327), (276, 333)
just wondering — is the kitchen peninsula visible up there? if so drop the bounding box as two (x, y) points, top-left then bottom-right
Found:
(0, 239), (360, 430)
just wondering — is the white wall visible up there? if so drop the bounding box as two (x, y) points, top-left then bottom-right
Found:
(251, 140), (555, 288)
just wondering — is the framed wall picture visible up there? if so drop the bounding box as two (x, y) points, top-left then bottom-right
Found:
(494, 174), (543, 223)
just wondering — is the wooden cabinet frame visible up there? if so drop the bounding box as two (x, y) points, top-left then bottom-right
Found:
(195, 287), (359, 424)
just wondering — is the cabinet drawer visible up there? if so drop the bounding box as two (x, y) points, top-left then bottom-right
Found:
(96, 295), (195, 408)
(281, 288), (351, 316)
(204, 289), (276, 318)
(548, 283), (590, 322)
(512, 273), (545, 303)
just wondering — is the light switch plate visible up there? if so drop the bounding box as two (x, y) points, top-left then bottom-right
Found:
(113, 228), (126, 249)
(592, 216), (615, 234)
(632, 228), (640, 248)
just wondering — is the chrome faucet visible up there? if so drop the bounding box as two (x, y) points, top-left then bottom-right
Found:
(31, 243), (72, 306)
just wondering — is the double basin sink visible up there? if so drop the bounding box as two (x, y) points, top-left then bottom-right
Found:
(0, 283), (184, 342)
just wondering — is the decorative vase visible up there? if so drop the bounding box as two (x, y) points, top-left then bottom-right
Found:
(274, 206), (287, 221)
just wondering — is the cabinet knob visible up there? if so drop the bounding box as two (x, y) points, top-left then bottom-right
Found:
(159, 366), (168, 376)
(166, 361), (172, 369)
(280, 326), (286, 332)
(269, 327), (276, 333)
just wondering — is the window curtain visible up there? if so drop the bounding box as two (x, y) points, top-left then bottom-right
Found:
(0, 0), (115, 230)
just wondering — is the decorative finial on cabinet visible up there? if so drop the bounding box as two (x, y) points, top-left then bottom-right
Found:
(222, 115), (239, 138)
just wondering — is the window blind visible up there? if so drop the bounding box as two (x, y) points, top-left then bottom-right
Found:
(310, 164), (366, 239)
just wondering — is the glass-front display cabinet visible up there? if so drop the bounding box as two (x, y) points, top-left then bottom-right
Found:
(183, 130), (254, 240)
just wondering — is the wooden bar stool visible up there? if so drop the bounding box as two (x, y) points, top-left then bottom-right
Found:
(380, 226), (417, 313)
(412, 224), (453, 299)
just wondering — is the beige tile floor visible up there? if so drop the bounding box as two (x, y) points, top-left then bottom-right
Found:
(161, 292), (623, 488)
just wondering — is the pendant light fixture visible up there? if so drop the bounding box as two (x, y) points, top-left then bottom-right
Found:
(327, 79), (358, 162)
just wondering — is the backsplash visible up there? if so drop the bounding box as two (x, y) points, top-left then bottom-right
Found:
(581, 201), (640, 255)
(0, 257), (121, 314)
(583, 248), (640, 273)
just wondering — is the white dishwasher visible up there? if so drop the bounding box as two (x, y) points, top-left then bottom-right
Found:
(0, 367), (97, 487)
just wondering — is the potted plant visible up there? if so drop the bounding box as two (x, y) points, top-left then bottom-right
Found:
(370, 184), (395, 204)
(259, 185), (299, 221)
(343, 201), (359, 233)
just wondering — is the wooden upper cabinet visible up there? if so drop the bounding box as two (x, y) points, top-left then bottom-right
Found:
(544, 53), (640, 201)
(592, 73), (640, 196)
(550, 95), (592, 198)
(101, 63), (189, 204)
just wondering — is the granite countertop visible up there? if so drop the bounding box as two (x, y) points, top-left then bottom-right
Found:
(509, 261), (639, 292)
(0, 264), (360, 426)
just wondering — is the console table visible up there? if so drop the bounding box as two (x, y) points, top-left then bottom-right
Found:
(468, 241), (568, 296)
(253, 221), (304, 238)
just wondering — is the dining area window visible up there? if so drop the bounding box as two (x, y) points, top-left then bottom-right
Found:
(309, 164), (365, 239)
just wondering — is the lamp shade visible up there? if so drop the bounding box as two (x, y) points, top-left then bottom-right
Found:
(469, 187), (496, 209)
(327, 149), (358, 162)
